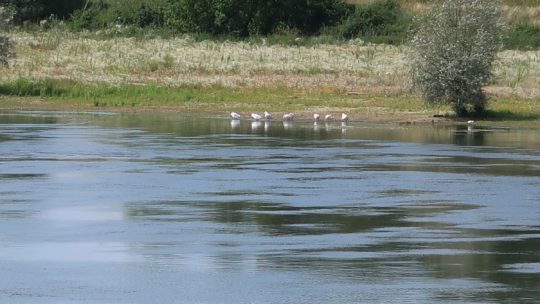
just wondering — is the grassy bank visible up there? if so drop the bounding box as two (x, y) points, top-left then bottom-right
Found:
(0, 79), (431, 120)
(0, 29), (539, 124)
(1, 78), (540, 128)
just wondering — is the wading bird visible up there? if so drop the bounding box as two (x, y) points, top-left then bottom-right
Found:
(283, 113), (295, 121)
(313, 113), (320, 122)
(341, 113), (349, 122)
(251, 113), (262, 121)
(264, 111), (272, 120)
(467, 120), (475, 132)
(230, 112), (241, 120)
(324, 114), (333, 121)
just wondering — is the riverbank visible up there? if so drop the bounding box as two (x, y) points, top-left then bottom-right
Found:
(1, 30), (539, 126)
(1, 82), (539, 128)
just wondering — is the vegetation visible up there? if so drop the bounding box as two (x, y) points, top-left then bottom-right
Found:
(163, 0), (351, 37)
(409, 0), (505, 116)
(0, 5), (11, 66)
(332, 0), (411, 44)
(0, 0), (538, 122)
(1, 29), (538, 110)
(504, 20), (540, 50)
(1, 0), (85, 24)
(1, 0), (538, 49)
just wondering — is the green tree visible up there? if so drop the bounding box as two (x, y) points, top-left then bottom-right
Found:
(409, 0), (505, 116)
(0, 0), (85, 24)
(164, 0), (350, 37)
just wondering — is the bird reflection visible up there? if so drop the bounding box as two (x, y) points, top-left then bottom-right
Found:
(325, 123), (331, 132)
(251, 121), (262, 132)
(230, 119), (240, 130)
(283, 120), (294, 131)
(264, 121), (271, 133)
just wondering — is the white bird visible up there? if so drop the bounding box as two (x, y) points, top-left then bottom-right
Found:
(467, 120), (475, 132)
(313, 113), (320, 122)
(251, 113), (262, 121)
(341, 113), (349, 122)
(264, 111), (272, 120)
(230, 112), (241, 120)
(283, 113), (295, 121)
(324, 114), (333, 121)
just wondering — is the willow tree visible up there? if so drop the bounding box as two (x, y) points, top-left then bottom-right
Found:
(409, 0), (505, 116)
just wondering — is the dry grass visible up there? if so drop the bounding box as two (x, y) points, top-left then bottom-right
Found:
(1, 30), (539, 100)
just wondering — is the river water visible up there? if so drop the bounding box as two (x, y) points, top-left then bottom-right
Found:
(0, 111), (539, 303)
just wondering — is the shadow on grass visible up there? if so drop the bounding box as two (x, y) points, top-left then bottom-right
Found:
(474, 109), (540, 121)
(437, 109), (540, 122)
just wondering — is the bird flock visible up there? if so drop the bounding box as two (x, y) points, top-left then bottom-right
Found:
(230, 112), (349, 123)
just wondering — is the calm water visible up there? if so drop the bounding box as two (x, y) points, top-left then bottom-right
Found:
(0, 111), (539, 303)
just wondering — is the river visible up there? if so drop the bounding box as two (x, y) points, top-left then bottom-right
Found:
(0, 111), (539, 303)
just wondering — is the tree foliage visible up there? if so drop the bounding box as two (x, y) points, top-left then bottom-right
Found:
(337, 0), (406, 38)
(164, 0), (351, 37)
(408, 0), (505, 116)
(0, 0), (85, 24)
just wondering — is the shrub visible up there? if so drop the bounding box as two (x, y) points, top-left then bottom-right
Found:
(164, 0), (351, 37)
(71, 0), (166, 30)
(335, 0), (409, 41)
(2, 0), (85, 24)
(0, 6), (12, 66)
(408, 0), (505, 116)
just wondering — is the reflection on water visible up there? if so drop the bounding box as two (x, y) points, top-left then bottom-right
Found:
(0, 111), (539, 303)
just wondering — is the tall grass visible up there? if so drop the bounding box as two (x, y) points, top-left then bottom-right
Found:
(1, 30), (539, 101)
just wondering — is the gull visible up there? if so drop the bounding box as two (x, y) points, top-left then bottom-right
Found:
(467, 120), (474, 132)
(324, 114), (333, 121)
(283, 113), (295, 121)
(264, 111), (272, 120)
(313, 113), (320, 122)
(341, 113), (349, 122)
(251, 113), (262, 121)
(230, 112), (241, 120)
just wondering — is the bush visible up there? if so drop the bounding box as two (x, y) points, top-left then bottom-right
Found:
(2, 0), (85, 24)
(0, 6), (12, 66)
(70, 0), (166, 30)
(409, 0), (505, 116)
(335, 0), (409, 41)
(504, 20), (540, 50)
(164, 0), (351, 37)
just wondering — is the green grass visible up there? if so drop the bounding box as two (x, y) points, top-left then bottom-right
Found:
(0, 78), (347, 112)
(2, 78), (539, 128)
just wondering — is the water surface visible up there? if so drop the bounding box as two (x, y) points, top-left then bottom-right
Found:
(0, 111), (539, 303)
